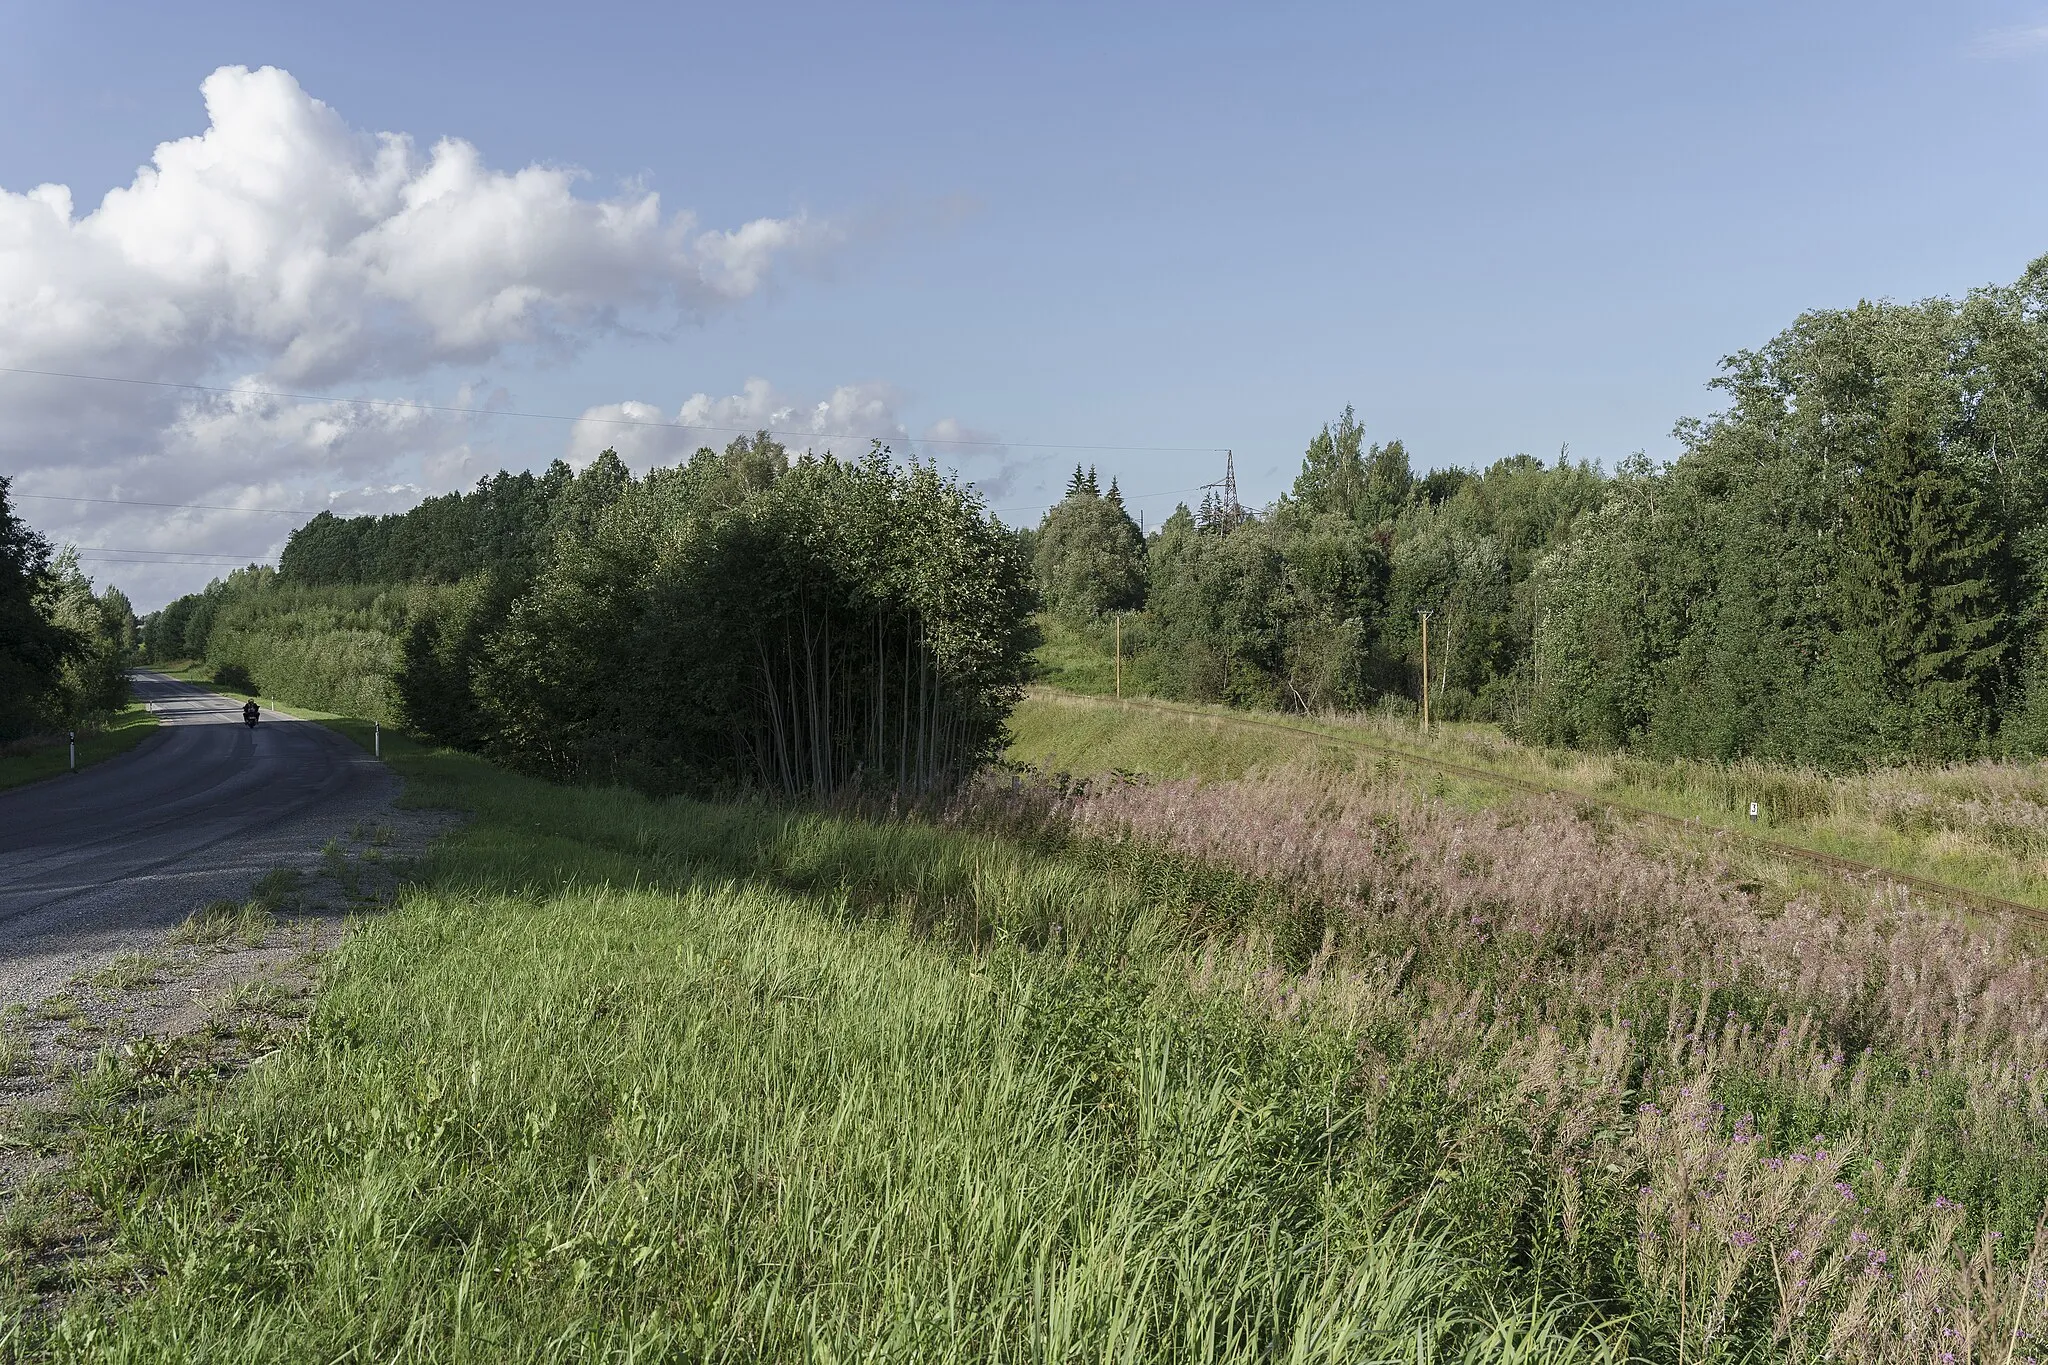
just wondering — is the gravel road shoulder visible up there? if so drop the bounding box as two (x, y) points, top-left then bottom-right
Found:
(0, 796), (459, 1318)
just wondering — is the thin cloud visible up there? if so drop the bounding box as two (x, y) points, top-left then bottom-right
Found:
(1971, 20), (2048, 56)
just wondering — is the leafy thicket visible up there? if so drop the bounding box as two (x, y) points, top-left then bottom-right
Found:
(1040, 407), (1601, 717)
(475, 445), (1035, 793)
(1040, 256), (2048, 765)
(0, 476), (73, 738)
(1526, 261), (2048, 763)
(0, 476), (134, 739)
(148, 438), (1034, 797)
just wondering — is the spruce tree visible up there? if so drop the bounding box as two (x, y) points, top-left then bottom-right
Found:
(1838, 399), (2007, 756)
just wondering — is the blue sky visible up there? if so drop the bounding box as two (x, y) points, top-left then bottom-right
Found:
(5, 1), (2048, 604)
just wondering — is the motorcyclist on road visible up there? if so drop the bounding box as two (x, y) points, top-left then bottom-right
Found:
(242, 698), (259, 727)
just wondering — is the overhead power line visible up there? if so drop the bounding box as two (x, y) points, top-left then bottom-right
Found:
(16, 491), (310, 515)
(0, 364), (1230, 454)
(988, 482), (1215, 515)
(69, 545), (271, 559)
(76, 555), (276, 568)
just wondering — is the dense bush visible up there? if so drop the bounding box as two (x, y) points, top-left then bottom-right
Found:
(149, 438), (1035, 799)
(1522, 260), (2048, 764)
(476, 444), (1035, 794)
(393, 571), (518, 750)
(210, 663), (255, 694)
(0, 477), (135, 738)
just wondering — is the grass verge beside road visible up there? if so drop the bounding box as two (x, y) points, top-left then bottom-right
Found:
(16, 738), (1630, 1361)
(0, 700), (158, 794)
(8, 688), (2047, 1355)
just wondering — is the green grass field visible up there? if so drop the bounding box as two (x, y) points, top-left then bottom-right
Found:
(19, 662), (2048, 1359)
(0, 700), (158, 794)
(1029, 614), (1127, 696)
(20, 741), (1633, 1362)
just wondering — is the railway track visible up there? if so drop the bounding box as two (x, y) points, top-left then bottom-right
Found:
(1050, 690), (2048, 930)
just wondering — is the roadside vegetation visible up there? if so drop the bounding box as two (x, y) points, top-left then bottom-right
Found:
(36, 250), (2046, 1359)
(0, 700), (156, 793)
(10, 702), (2047, 1359)
(0, 477), (140, 754)
(1010, 686), (2048, 914)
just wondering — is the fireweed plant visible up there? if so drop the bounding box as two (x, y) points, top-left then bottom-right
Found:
(947, 760), (2048, 1361)
(42, 738), (2048, 1360)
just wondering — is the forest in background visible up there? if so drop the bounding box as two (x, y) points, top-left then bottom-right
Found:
(137, 253), (2048, 774)
(145, 441), (1035, 797)
(1031, 434), (1601, 721)
(1034, 255), (2048, 766)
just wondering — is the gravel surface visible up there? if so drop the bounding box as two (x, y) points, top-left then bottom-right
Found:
(0, 673), (461, 1317)
(0, 671), (431, 1009)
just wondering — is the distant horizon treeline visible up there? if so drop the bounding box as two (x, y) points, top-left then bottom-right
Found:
(144, 440), (1034, 796)
(145, 252), (2048, 769)
(1032, 255), (2048, 765)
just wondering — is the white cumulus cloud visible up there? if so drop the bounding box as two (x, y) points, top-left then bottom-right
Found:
(568, 378), (915, 470)
(0, 65), (830, 606)
(1, 64), (826, 386)
(565, 380), (1017, 487)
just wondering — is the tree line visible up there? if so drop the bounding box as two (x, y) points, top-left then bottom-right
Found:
(144, 252), (2048, 772)
(1526, 259), (2048, 763)
(0, 477), (136, 741)
(1030, 420), (1603, 721)
(147, 440), (1035, 796)
(1035, 255), (2048, 764)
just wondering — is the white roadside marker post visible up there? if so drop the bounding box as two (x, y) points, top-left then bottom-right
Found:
(374, 720), (381, 758)
(69, 731), (75, 772)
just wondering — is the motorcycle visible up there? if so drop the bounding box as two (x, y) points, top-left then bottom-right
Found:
(242, 701), (259, 729)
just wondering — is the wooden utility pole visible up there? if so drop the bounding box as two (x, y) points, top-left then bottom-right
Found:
(1115, 614), (1123, 699)
(1418, 610), (1431, 735)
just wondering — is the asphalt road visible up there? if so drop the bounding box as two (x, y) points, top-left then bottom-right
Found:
(0, 672), (400, 1006)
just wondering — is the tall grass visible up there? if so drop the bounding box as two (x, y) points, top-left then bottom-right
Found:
(1015, 688), (2048, 911)
(48, 749), (1623, 1362)
(39, 714), (2048, 1359)
(951, 762), (2048, 1360)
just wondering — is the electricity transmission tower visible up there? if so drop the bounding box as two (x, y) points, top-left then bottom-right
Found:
(1198, 450), (1244, 531)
